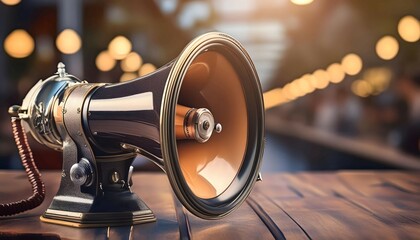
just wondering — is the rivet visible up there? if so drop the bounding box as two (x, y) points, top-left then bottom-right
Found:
(111, 171), (120, 183)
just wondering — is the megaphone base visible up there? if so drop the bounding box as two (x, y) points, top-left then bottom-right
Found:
(40, 191), (156, 228)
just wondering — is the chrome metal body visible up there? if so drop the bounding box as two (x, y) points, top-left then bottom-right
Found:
(19, 63), (81, 150)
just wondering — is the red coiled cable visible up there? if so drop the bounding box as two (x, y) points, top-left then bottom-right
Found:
(0, 117), (45, 216)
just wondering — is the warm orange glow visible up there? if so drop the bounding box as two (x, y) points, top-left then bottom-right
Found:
(351, 80), (372, 97)
(327, 63), (345, 83)
(290, 0), (314, 5)
(291, 81), (306, 97)
(120, 72), (138, 82)
(4, 29), (34, 58)
(56, 29), (82, 54)
(398, 15), (420, 42)
(313, 69), (330, 89)
(363, 68), (392, 94)
(296, 76), (315, 94)
(263, 88), (288, 109)
(303, 74), (318, 90)
(139, 63), (156, 76)
(1, 0), (20, 6)
(376, 36), (399, 60)
(282, 84), (298, 101)
(96, 51), (116, 72)
(121, 52), (143, 72)
(341, 53), (363, 76)
(108, 36), (132, 60)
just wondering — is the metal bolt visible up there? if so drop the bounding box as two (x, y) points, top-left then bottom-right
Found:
(215, 123), (222, 133)
(111, 171), (120, 183)
(203, 120), (210, 130)
(57, 62), (66, 77)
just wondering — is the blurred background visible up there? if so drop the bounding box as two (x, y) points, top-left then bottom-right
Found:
(0, 0), (419, 171)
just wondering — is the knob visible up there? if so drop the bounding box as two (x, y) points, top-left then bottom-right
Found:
(70, 158), (93, 186)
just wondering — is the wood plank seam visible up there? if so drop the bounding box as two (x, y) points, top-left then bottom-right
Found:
(247, 196), (287, 240)
(172, 195), (192, 240)
(261, 192), (313, 240)
(287, 185), (304, 198)
(332, 190), (402, 224)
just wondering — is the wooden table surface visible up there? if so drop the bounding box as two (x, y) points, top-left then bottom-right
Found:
(0, 170), (419, 239)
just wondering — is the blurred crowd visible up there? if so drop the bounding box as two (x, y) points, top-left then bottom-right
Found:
(271, 71), (420, 157)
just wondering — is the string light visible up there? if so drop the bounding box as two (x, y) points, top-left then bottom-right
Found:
(56, 29), (82, 54)
(290, 0), (314, 5)
(120, 72), (138, 82)
(363, 68), (392, 95)
(121, 52), (143, 72)
(1, 0), (20, 6)
(351, 80), (372, 98)
(139, 63), (156, 76)
(263, 88), (288, 110)
(96, 51), (116, 72)
(4, 29), (34, 58)
(296, 76), (315, 94)
(376, 35), (399, 60)
(108, 36), (132, 60)
(341, 53), (363, 76)
(283, 84), (298, 101)
(398, 15), (420, 42)
(313, 69), (330, 89)
(326, 63), (345, 83)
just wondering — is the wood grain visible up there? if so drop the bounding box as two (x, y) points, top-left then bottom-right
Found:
(0, 170), (419, 239)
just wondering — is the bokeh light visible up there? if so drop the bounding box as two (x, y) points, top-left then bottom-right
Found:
(121, 52), (143, 72)
(326, 63), (345, 83)
(313, 69), (330, 89)
(56, 29), (82, 54)
(351, 79), (372, 97)
(296, 76), (315, 94)
(282, 84), (298, 101)
(290, 0), (314, 5)
(375, 35), (399, 60)
(363, 68), (392, 94)
(139, 63), (157, 76)
(4, 29), (35, 58)
(120, 72), (138, 82)
(303, 74), (318, 90)
(1, 0), (20, 6)
(341, 53), (363, 76)
(263, 88), (288, 109)
(398, 15), (420, 42)
(108, 36), (132, 60)
(96, 51), (116, 72)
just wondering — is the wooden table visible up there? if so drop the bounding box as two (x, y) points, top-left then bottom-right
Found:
(0, 170), (419, 239)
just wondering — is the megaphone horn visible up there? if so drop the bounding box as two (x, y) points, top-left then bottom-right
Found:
(8, 32), (265, 227)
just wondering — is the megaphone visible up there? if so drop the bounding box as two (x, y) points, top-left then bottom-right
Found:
(7, 32), (265, 227)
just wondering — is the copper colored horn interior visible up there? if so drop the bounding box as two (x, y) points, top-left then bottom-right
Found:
(176, 50), (248, 199)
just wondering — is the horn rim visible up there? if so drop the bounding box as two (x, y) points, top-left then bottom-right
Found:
(160, 32), (265, 219)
